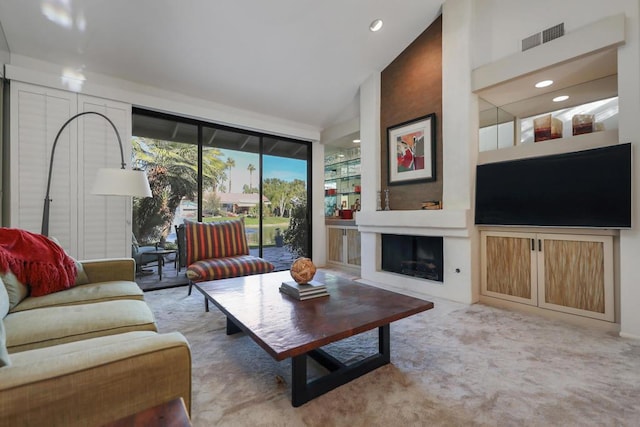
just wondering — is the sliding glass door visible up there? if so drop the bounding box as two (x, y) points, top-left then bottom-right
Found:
(131, 108), (312, 271)
(262, 137), (309, 267)
(130, 114), (199, 246)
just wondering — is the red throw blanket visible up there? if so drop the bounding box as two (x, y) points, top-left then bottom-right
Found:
(0, 227), (77, 297)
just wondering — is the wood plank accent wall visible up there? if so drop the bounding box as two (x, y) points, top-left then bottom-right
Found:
(380, 15), (443, 210)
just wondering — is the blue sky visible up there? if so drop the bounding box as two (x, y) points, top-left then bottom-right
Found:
(220, 149), (307, 192)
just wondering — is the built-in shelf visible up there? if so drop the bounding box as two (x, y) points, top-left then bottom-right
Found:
(473, 13), (624, 158)
(472, 14), (624, 97)
(478, 129), (619, 164)
(325, 148), (361, 216)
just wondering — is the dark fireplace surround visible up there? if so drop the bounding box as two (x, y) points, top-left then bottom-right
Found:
(381, 234), (444, 282)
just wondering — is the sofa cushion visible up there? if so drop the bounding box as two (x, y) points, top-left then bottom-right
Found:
(74, 259), (90, 285)
(4, 299), (157, 353)
(0, 276), (8, 319)
(0, 279), (10, 367)
(184, 219), (249, 265)
(48, 237), (90, 286)
(0, 320), (9, 367)
(186, 255), (275, 282)
(1, 331), (191, 427)
(9, 281), (144, 313)
(0, 271), (29, 311)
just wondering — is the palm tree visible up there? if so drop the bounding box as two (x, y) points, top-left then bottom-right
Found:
(132, 137), (226, 242)
(247, 163), (256, 193)
(225, 157), (235, 193)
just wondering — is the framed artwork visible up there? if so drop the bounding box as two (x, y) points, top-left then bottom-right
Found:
(387, 113), (436, 185)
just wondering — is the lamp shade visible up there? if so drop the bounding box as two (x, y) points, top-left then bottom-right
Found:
(91, 168), (152, 198)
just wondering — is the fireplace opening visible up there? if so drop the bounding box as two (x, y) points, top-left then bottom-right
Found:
(381, 234), (444, 282)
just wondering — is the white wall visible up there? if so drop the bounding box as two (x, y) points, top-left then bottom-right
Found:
(358, 0), (640, 324)
(6, 54), (321, 143)
(442, 0), (478, 303)
(470, 0), (640, 337)
(357, 4), (478, 304)
(359, 73), (381, 280)
(311, 141), (326, 266)
(5, 53), (325, 263)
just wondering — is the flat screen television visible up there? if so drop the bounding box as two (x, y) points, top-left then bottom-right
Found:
(475, 143), (631, 228)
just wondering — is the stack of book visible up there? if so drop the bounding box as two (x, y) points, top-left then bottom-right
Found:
(279, 281), (329, 300)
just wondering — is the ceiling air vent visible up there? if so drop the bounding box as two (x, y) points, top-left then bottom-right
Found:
(521, 23), (564, 52)
(521, 33), (541, 51)
(543, 23), (565, 43)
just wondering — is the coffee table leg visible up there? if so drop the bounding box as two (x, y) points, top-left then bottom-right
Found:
(290, 324), (391, 407)
(291, 355), (309, 407)
(226, 317), (242, 335)
(379, 322), (390, 363)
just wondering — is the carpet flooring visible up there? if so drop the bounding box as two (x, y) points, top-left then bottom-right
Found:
(144, 275), (640, 426)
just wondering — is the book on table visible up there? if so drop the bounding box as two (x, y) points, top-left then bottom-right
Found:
(281, 280), (326, 295)
(280, 281), (329, 300)
(279, 286), (329, 300)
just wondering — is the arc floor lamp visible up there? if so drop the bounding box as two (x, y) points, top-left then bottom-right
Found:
(41, 111), (152, 236)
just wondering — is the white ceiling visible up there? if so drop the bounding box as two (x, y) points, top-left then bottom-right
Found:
(0, 0), (443, 131)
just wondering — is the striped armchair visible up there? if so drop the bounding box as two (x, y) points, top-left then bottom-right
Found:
(184, 219), (274, 309)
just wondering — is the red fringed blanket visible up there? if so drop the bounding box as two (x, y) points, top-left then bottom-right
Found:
(0, 227), (77, 297)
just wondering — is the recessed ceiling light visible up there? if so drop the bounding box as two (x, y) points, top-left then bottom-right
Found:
(353, 139), (361, 144)
(553, 95), (569, 102)
(535, 80), (554, 88)
(369, 19), (383, 32)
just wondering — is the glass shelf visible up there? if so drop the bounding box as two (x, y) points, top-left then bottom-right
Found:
(324, 147), (361, 216)
(475, 46), (618, 159)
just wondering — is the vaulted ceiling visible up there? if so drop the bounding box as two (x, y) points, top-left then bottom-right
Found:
(0, 1), (443, 131)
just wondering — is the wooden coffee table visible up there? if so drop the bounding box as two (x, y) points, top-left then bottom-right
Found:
(194, 270), (434, 406)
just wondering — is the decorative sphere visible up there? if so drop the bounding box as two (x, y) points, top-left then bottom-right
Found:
(290, 257), (316, 284)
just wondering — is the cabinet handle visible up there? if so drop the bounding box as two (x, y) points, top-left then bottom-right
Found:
(538, 239), (542, 252)
(531, 239), (535, 251)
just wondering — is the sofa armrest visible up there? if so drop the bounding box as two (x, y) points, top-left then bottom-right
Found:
(81, 258), (136, 283)
(0, 331), (191, 427)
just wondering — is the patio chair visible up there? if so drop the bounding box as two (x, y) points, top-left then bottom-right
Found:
(184, 218), (275, 311)
(132, 234), (159, 274)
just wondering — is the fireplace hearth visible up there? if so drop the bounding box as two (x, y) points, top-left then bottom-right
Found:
(381, 234), (444, 282)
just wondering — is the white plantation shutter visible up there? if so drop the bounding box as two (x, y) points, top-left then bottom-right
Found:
(10, 83), (78, 254)
(9, 83), (132, 259)
(77, 96), (132, 259)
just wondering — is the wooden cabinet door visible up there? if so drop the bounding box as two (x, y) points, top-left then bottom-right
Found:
(346, 228), (361, 266)
(537, 234), (614, 321)
(481, 231), (537, 306)
(327, 227), (344, 264)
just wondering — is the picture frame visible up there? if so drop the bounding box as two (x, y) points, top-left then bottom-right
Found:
(387, 113), (436, 185)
